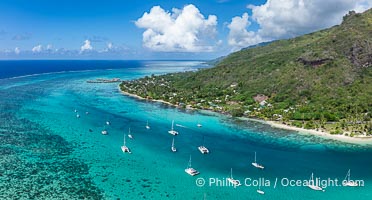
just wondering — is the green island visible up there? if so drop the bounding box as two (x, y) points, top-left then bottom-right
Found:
(120, 9), (372, 137)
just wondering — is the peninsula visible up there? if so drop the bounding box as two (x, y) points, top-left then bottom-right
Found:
(120, 9), (372, 139)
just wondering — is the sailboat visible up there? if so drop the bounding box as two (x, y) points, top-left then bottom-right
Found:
(257, 185), (265, 195)
(197, 122), (202, 127)
(171, 138), (177, 152)
(342, 169), (358, 187)
(74, 109), (77, 113)
(198, 136), (209, 154)
(101, 125), (108, 135)
(227, 168), (241, 187)
(145, 120), (150, 129)
(76, 113), (80, 118)
(106, 121), (110, 125)
(252, 152), (264, 169)
(185, 155), (199, 176)
(168, 120), (179, 135)
(308, 173), (324, 191)
(128, 128), (133, 139)
(121, 134), (131, 153)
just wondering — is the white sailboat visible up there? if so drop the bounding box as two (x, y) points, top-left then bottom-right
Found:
(227, 168), (241, 187)
(257, 185), (265, 195)
(171, 138), (177, 152)
(101, 125), (108, 135)
(198, 136), (209, 154)
(197, 122), (202, 127)
(308, 173), (324, 191)
(121, 134), (131, 153)
(106, 121), (110, 125)
(145, 120), (150, 129)
(185, 155), (199, 176)
(252, 152), (264, 169)
(74, 109), (77, 113)
(168, 120), (179, 135)
(342, 169), (358, 187)
(76, 113), (80, 118)
(128, 128), (133, 139)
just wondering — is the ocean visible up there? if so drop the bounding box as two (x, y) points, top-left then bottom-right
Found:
(0, 60), (371, 199)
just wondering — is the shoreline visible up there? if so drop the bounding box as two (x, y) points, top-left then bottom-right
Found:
(118, 87), (372, 145)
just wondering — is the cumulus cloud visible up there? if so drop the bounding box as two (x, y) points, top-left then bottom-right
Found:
(228, 0), (371, 49)
(32, 44), (42, 53)
(80, 40), (93, 52)
(46, 44), (53, 50)
(227, 13), (263, 51)
(14, 47), (20, 55)
(135, 4), (218, 52)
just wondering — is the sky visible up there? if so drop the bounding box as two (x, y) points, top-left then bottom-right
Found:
(0, 0), (370, 60)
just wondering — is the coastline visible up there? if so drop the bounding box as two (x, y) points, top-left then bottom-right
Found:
(118, 86), (372, 145)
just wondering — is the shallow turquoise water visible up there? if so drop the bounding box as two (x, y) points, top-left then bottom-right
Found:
(0, 61), (371, 199)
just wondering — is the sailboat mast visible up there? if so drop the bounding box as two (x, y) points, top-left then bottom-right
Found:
(188, 155), (192, 168)
(254, 152), (257, 163)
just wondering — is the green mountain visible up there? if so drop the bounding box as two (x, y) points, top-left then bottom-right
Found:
(120, 9), (372, 136)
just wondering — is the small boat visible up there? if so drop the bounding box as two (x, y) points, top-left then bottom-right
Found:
(74, 109), (77, 113)
(185, 155), (199, 176)
(197, 123), (202, 127)
(168, 120), (179, 135)
(198, 136), (209, 154)
(227, 168), (241, 187)
(171, 138), (177, 152)
(85, 111), (89, 115)
(128, 128), (133, 139)
(146, 120), (150, 129)
(257, 185), (265, 195)
(252, 152), (264, 169)
(106, 121), (110, 125)
(308, 173), (324, 191)
(121, 134), (131, 153)
(76, 114), (80, 118)
(101, 130), (108, 135)
(343, 169), (358, 187)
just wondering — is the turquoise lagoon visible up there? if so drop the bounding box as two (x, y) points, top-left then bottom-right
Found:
(0, 61), (371, 199)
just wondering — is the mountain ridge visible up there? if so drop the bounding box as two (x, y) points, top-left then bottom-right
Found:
(120, 9), (372, 136)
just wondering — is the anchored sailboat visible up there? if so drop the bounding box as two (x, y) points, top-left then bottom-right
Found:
(146, 120), (150, 129)
(171, 138), (177, 152)
(252, 152), (264, 169)
(101, 125), (108, 135)
(343, 169), (358, 187)
(257, 185), (265, 195)
(185, 155), (199, 176)
(198, 136), (209, 154)
(121, 133), (131, 153)
(308, 173), (324, 191)
(168, 120), (179, 135)
(128, 127), (133, 139)
(227, 168), (241, 187)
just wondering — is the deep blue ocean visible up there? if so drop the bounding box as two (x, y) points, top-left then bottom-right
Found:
(0, 60), (371, 200)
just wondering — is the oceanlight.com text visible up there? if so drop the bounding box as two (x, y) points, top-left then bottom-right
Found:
(195, 177), (364, 189)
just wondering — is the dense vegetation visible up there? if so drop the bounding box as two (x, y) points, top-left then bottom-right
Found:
(121, 10), (372, 136)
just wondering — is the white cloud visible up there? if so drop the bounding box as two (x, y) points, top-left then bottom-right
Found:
(135, 4), (218, 52)
(14, 47), (20, 55)
(107, 42), (113, 50)
(80, 40), (93, 52)
(32, 44), (42, 53)
(228, 0), (371, 49)
(46, 44), (53, 50)
(227, 13), (263, 50)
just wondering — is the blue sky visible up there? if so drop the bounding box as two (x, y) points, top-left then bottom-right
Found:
(0, 0), (370, 60)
